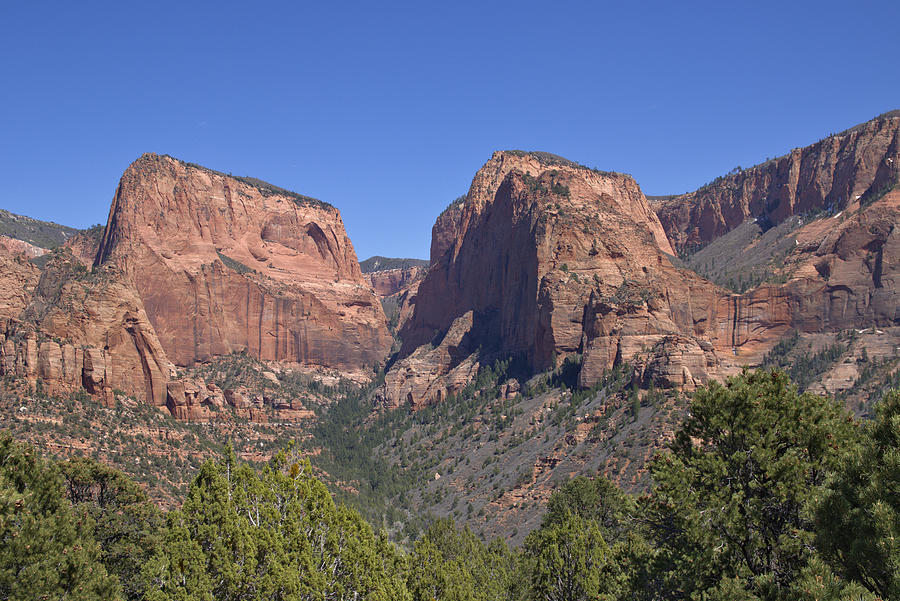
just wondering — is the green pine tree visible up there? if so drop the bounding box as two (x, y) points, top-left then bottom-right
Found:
(644, 369), (860, 601)
(523, 510), (620, 601)
(0, 433), (120, 601)
(142, 444), (410, 601)
(60, 456), (164, 601)
(408, 518), (518, 601)
(816, 389), (900, 600)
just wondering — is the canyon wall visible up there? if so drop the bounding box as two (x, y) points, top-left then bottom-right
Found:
(0, 250), (174, 405)
(364, 265), (428, 297)
(656, 111), (900, 252)
(385, 151), (736, 408)
(95, 154), (392, 375)
(385, 134), (900, 409)
(0, 154), (392, 415)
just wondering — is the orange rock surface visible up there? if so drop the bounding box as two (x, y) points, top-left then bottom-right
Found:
(364, 266), (427, 297)
(384, 137), (900, 408)
(0, 154), (392, 419)
(0, 235), (49, 259)
(95, 154), (392, 376)
(385, 151), (732, 407)
(656, 111), (900, 252)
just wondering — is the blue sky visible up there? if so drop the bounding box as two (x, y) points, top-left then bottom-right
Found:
(1, 1), (898, 260)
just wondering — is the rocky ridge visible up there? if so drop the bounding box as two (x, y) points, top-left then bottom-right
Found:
(652, 111), (900, 363)
(0, 235), (49, 259)
(384, 151), (739, 408)
(0, 154), (392, 420)
(96, 154), (392, 375)
(383, 120), (900, 409)
(0, 208), (78, 250)
(656, 110), (900, 252)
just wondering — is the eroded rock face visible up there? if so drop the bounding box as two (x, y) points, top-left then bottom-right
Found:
(0, 251), (176, 405)
(64, 229), (102, 267)
(648, 112), (900, 370)
(363, 264), (428, 333)
(0, 154), (390, 417)
(385, 151), (725, 407)
(364, 266), (427, 297)
(0, 246), (40, 317)
(389, 121), (900, 408)
(382, 311), (481, 409)
(0, 236), (49, 259)
(656, 112), (900, 252)
(95, 154), (392, 376)
(775, 187), (900, 330)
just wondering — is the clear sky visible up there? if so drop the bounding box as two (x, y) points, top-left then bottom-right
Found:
(1, 1), (898, 260)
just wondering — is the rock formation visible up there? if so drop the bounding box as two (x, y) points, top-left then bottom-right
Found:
(2, 113), (897, 418)
(364, 265), (428, 297)
(775, 186), (900, 330)
(0, 154), (392, 419)
(0, 245), (40, 317)
(362, 262), (428, 334)
(63, 227), (103, 267)
(648, 111), (900, 362)
(656, 110), (900, 252)
(0, 250), (175, 405)
(384, 151), (735, 408)
(95, 154), (392, 376)
(384, 134), (900, 409)
(0, 235), (49, 259)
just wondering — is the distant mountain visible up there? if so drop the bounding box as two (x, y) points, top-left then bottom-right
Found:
(0, 208), (79, 249)
(359, 256), (428, 273)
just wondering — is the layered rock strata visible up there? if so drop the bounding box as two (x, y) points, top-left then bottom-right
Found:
(0, 154), (390, 419)
(364, 265), (428, 297)
(95, 154), (392, 375)
(0, 251), (174, 405)
(385, 138), (900, 409)
(656, 111), (900, 252)
(384, 151), (735, 408)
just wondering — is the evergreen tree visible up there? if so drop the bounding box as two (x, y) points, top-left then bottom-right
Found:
(523, 510), (620, 601)
(407, 518), (518, 601)
(817, 389), (900, 599)
(142, 444), (409, 601)
(60, 456), (164, 601)
(542, 475), (634, 543)
(142, 511), (214, 601)
(521, 475), (632, 601)
(645, 370), (859, 600)
(0, 433), (120, 600)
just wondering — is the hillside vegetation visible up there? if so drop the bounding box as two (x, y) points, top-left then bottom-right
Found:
(2, 370), (896, 600)
(360, 256), (429, 273)
(0, 208), (79, 249)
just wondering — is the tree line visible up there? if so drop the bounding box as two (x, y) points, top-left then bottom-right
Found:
(0, 369), (897, 600)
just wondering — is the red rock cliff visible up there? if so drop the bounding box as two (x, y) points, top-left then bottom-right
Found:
(656, 111), (900, 252)
(401, 151), (674, 358)
(95, 154), (392, 375)
(385, 151), (725, 408)
(0, 249), (175, 405)
(364, 266), (427, 297)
